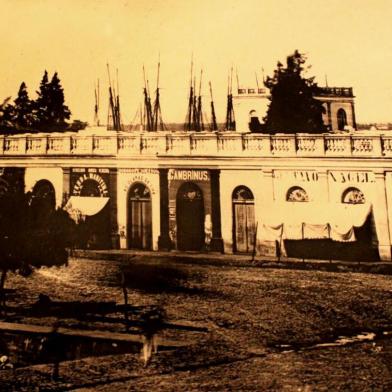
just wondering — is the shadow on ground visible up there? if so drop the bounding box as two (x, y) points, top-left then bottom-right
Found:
(111, 261), (211, 295)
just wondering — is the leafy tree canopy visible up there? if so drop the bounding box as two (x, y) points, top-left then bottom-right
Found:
(0, 71), (72, 133)
(13, 82), (35, 130)
(35, 71), (71, 131)
(263, 50), (326, 133)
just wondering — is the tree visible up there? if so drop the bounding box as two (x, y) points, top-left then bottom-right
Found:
(0, 185), (74, 311)
(0, 97), (15, 133)
(47, 72), (71, 130)
(34, 70), (51, 130)
(13, 82), (34, 130)
(263, 50), (326, 133)
(1, 71), (74, 134)
(68, 119), (88, 131)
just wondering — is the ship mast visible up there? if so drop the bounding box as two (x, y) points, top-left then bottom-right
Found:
(115, 68), (123, 131)
(225, 67), (236, 131)
(185, 57), (194, 132)
(106, 64), (122, 131)
(196, 69), (204, 131)
(152, 57), (165, 131)
(184, 57), (207, 132)
(94, 79), (100, 126)
(192, 76), (198, 131)
(209, 81), (218, 131)
(143, 65), (153, 132)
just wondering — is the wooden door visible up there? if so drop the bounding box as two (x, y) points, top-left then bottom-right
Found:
(176, 182), (205, 251)
(233, 186), (255, 253)
(128, 183), (152, 250)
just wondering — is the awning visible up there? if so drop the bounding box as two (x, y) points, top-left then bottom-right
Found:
(261, 202), (372, 242)
(64, 196), (109, 222)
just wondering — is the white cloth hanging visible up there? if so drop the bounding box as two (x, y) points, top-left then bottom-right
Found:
(64, 196), (110, 222)
(261, 202), (371, 242)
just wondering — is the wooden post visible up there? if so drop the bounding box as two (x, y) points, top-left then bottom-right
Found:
(328, 223), (332, 263)
(278, 224), (284, 262)
(251, 222), (258, 262)
(302, 222), (305, 263)
(121, 271), (129, 327)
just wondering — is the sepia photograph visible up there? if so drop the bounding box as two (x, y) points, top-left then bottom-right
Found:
(1, 0), (392, 390)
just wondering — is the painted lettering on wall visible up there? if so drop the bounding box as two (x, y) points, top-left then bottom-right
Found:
(274, 170), (318, 182)
(72, 168), (109, 174)
(329, 171), (375, 183)
(125, 175), (156, 194)
(293, 171), (319, 182)
(73, 173), (109, 196)
(169, 170), (209, 181)
(123, 168), (159, 175)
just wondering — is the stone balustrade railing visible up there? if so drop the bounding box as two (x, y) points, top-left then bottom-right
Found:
(0, 131), (391, 158)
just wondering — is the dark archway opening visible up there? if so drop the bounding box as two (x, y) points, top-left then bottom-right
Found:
(80, 179), (101, 197)
(337, 108), (347, 131)
(76, 179), (111, 250)
(176, 182), (205, 251)
(31, 180), (56, 224)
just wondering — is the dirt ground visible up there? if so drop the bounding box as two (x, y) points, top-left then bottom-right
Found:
(1, 255), (392, 391)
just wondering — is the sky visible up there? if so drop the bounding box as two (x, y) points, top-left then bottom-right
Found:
(1, 0), (392, 125)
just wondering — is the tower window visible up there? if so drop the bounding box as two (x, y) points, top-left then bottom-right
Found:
(337, 108), (347, 131)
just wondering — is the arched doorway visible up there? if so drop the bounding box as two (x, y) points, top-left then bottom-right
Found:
(77, 178), (111, 249)
(232, 186), (256, 253)
(176, 182), (205, 251)
(337, 108), (347, 131)
(31, 180), (56, 221)
(249, 110), (262, 132)
(127, 183), (152, 250)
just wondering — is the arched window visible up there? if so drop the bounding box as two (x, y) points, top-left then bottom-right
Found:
(233, 186), (254, 201)
(129, 183), (150, 200)
(337, 108), (347, 131)
(32, 180), (55, 211)
(286, 186), (309, 202)
(342, 187), (365, 204)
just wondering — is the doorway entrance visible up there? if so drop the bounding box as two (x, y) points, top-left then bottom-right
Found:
(31, 180), (56, 223)
(232, 186), (256, 253)
(176, 182), (205, 251)
(127, 183), (152, 250)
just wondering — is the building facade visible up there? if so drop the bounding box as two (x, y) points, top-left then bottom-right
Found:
(0, 130), (391, 261)
(233, 86), (356, 132)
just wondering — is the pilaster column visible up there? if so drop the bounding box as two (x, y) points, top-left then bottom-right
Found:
(327, 102), (332, 131)
(351, 101), (357, 130)
(62, 167), (70, 206)
(317, 171), (329, 203)
(210, 169), (224, 252)
(258, 169), (277, 257)
(373, 171), (391, 260)
(109, 168), (119, 249)
(158, 169), (172, 250)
